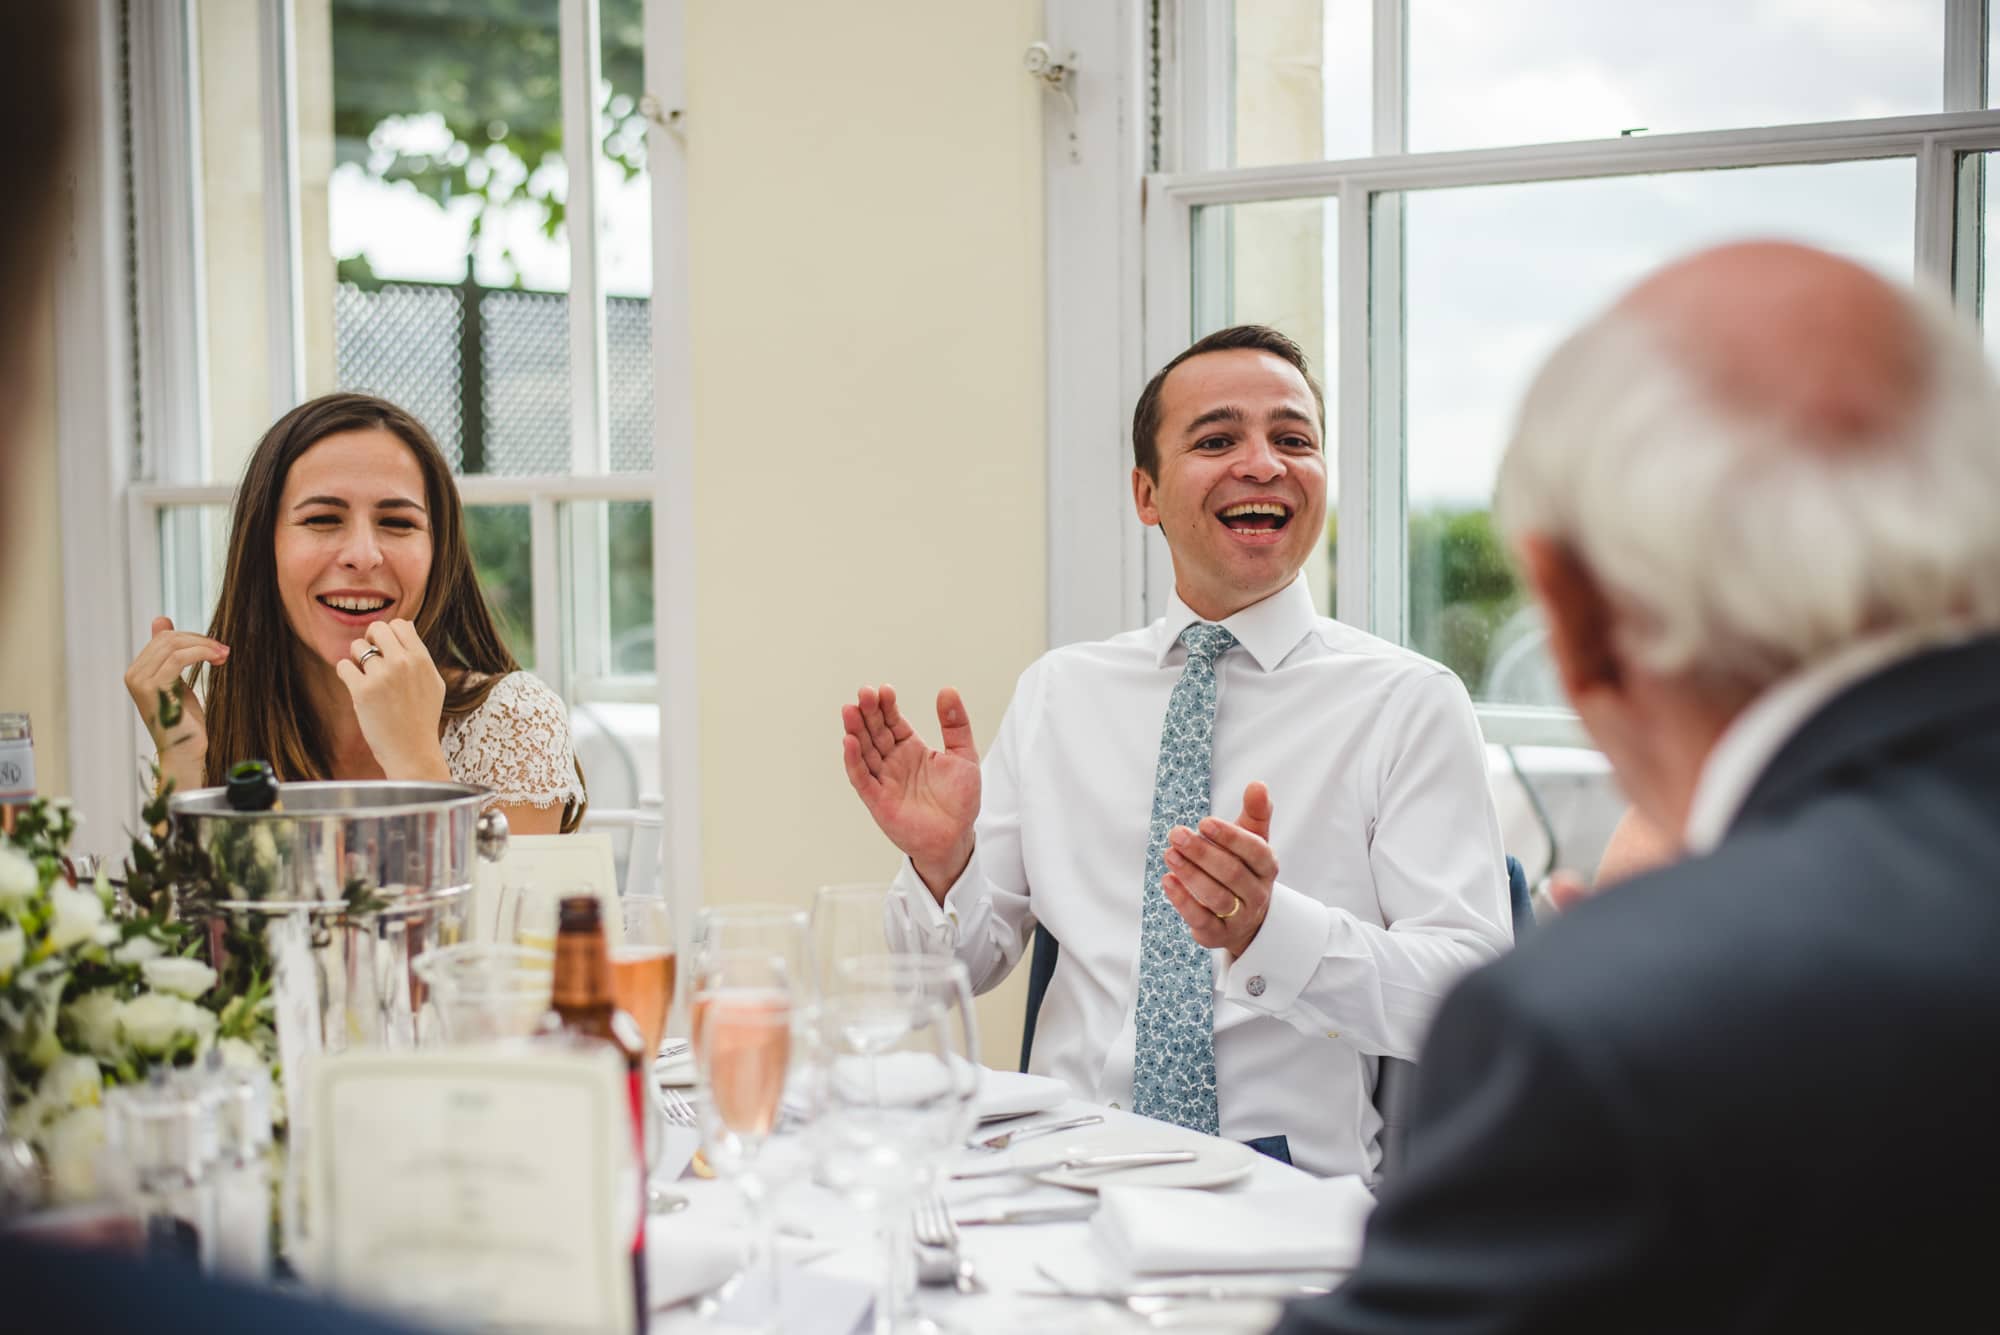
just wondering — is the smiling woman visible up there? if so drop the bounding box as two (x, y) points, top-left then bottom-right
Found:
(121, 394), (585, 835)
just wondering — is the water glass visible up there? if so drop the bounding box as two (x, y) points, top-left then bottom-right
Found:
(414, 943), (554, 1044)
(810, 884), (954, 1000)
(815, 954), (979, 1335)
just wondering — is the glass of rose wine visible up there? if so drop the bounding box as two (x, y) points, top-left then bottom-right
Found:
(612, 893), (683, 1215)
(694, 950), (794, 1329)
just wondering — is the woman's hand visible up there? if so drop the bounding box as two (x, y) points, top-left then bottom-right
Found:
(124, 616), (226, 796)
(335, 619), (450, 782)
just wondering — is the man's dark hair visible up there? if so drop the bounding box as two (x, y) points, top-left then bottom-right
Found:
(1130, 324), (1326, 478)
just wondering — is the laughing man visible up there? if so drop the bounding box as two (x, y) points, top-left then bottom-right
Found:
(840, 325), (1510, 1178)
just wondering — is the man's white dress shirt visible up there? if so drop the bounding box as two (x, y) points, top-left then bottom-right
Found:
(890, 575), (1511, 1178)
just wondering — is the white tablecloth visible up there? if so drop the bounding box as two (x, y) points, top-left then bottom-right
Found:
(648, 1096), (1329, 1334)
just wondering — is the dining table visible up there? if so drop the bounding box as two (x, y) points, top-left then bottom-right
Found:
(644, 1086), (1363, 1335)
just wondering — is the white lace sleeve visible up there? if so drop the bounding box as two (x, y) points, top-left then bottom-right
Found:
(442, 672), (585, 811)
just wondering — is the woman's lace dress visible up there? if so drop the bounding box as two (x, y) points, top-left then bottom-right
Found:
(440, 671), (585, 813)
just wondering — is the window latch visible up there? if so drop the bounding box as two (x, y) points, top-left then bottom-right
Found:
(1024, 42), (1080, 163)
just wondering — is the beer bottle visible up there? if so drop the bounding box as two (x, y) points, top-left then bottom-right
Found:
(549, 895), (649, 1331)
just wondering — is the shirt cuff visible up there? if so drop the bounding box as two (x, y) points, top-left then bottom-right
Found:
(1223, 881), (1331, 1015)
(892, 854), (959, 940)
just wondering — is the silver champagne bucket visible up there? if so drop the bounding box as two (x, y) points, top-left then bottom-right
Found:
(165, 780), (509, 1271)
(168, 781), (510, 1053)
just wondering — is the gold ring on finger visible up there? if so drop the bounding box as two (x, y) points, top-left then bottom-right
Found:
(1216, 894), (1243, 920)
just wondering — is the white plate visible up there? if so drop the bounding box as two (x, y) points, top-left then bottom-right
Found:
(1029, 1123), (1257, 1192)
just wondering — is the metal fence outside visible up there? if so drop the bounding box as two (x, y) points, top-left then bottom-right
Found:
(334, 277), (653, 474)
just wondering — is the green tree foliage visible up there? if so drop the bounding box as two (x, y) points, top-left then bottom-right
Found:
(332, 0), (646, 281)
(1407, 507), (1525, 691)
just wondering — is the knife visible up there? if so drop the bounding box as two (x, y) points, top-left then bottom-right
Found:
(954, 1202), (1102, 1226)
(950, 1150), (1197, 1181)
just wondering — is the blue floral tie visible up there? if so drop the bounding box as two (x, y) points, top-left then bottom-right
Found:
(1132, 621), (1236, 1134)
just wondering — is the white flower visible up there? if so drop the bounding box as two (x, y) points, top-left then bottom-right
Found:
(112, 935), (165, 966)
(217, 1036), (262, 1072)
(41, 1053), (103, 1111)
(0, 843), (36, 909)
(40, 1105), (107, 1205)
(46, 883), (105, 952)
(0, 923), (22, 980)
(65, 988), (125, 1057)
(141, 957), (217, 1000)
(117, 992), (216, 1055)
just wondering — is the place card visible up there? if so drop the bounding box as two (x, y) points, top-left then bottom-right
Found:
(309, 1044), (639, 1334)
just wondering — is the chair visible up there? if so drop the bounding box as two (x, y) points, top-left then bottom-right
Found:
(1017, 851), (1538, 1163)
(1373, 853), (1533, 1181)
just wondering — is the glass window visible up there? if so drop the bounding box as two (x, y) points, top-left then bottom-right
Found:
(1188, 196), (1340, 616)
(1228, 1), (1372, 169)
(465, 504), (535, 669)
(561, 499), (659, 812)
(318, 0), (572, 472)
(156, 506), (232, 635)
(1399, 157), (1917, 701)
(1407, 0), (1944, 153)
(601, 0), (653, 472)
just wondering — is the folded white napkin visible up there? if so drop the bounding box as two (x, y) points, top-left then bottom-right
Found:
(1092, 1175), (1377, 1275)
(645, 1227), (744, 1310)
(973, 1067), (1071, 1121)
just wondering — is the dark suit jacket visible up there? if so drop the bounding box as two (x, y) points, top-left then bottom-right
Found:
(1276, 635), (2000, 1334)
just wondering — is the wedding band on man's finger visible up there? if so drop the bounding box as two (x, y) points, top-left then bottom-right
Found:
(1216, 893), (1243, 920)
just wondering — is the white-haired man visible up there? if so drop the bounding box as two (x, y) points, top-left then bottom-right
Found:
(1275, 241), (2000, 1333)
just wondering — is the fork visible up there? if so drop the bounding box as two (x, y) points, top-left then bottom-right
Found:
(911, 1190), (980, 1293)
(656, 1083), (699, 1128)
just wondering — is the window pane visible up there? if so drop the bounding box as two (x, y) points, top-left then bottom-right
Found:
(1188, 196), (1340, 617)
(1228, 1), (1371, 168)
(156, 506), (231, 635)
(1401, 157), (1916, 701)
(1968, 152), (1997, 349)
(465, 504), (535, 670)
(560, 499), (659, 813)
(601, 0), (654, 472)
(312, 0), (573, 474)
(1408, 0), (1943, 153)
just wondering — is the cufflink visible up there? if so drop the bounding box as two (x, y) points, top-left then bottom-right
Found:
(1246, 975), (1266, 998)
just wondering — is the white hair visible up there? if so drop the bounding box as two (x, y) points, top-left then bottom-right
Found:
(1493, 282), (2000, 690)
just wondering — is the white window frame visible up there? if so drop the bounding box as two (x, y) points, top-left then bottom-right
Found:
(55, 0), (700, 922)
(1048, 0), (2000, 747)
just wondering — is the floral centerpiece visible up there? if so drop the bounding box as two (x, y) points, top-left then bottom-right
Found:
(0, 796), (277, 1206)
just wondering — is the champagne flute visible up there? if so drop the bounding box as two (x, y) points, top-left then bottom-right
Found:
(509, 883), (560, 956)
(690, 904), (809, 1060)
(810, 884), (954, 1001)
(611, 894), (684, 1215)
(815, 954), (979, 1335)
(694, 950), (794, 1331)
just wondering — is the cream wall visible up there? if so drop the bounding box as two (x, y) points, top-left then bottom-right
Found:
(683, 0), (1047, 1061)
(0, 299), (69, 800)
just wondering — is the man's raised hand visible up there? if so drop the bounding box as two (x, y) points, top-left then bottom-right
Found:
(841, 684), (981, 900)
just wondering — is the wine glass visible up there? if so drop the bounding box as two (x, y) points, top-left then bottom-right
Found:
(810, 884), (953, 1000)
(508, 883), (561, 956)
(694, 950), (795, 1331)
(815, 954), (979, 1335)
(690, 904), (810, 1056)
(610, 894), (684, 1215)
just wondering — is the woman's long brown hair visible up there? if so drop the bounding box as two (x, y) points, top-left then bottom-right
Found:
(195, 394), (519, 786)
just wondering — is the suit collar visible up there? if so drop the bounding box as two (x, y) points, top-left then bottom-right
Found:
(1733, 631), (2000, 834)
